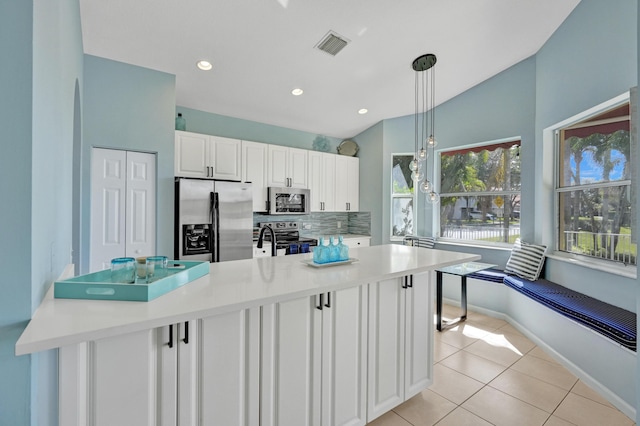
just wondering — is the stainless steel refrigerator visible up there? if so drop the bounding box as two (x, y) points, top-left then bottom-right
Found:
(175, 178), (253, 262)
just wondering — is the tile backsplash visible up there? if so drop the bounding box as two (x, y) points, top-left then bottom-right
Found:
(253, 211), (371, 238)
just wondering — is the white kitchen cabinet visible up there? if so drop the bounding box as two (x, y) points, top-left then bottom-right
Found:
(343, 236), (371, 248)
(261, 285), (368, 426)
(198, 308), (260, 426)
(59, 328), (164, 426)
(308, 151), (336, 212)
(242, 140), (269, 211)
(175, 131), (242, 181)
(59, 310), (260, 426)
(335, 156), (359, 211)
(267, 145), (308, 188)
(366, 272), (433, 422)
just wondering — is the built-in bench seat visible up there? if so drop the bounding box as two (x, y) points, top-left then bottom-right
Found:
(503, 275), (636, 351)
(404, 237), (636, 415)
(463, 267), (637, 351)
(402, 236), (637, 350)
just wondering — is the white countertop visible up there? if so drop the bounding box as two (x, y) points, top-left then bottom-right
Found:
(16, 245), (479, 355)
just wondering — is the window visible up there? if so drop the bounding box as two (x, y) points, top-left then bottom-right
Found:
(391, 154), (415, 239)
(438, 140), (521, 245)
(556, 101), (636, 265)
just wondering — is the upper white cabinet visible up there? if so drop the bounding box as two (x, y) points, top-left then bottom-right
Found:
(261, 285), (368, 426)
(175, 131), (242, 181)
(366, 272), (433, 422)
(308, 151), (336, 212)
(268, 145), (308, 188)
(242, 140), (269, 212)
(175, 131), (359, 212)
(335, 156), (359, 212)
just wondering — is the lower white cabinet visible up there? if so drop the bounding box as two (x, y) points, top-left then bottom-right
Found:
(59, 309), (260, 426)
(58, 279), (432, 426)
(366, 272), (433, 422)
(198, 308), (260, 426)
(261, 285), (368, 426)
(343, 236), (371, 248)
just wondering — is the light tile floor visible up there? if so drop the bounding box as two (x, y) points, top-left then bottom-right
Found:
(367, 304), (635, 426)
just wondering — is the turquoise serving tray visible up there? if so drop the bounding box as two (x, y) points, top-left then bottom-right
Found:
(54, 261), (209, 302)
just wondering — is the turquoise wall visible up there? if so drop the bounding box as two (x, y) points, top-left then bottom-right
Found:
(353, 0), (637, 311)
(354, 57), (536, 255)
(0, 0), (34, 423)
(175, 106), (343, 152)
(0, 0), (84, 424)
(355, 121), (384, 245)
(82, 55), (176, 272)
(534, 0), (637, 311)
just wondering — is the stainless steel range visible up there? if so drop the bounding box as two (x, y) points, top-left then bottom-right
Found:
(257, 222), (317, 255)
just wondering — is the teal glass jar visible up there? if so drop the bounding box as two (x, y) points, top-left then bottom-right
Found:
(175, 113), (186, 131)
(110, 257), (136, 284)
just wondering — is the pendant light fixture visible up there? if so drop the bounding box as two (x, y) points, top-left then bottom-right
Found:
(411, 53), (440, 204)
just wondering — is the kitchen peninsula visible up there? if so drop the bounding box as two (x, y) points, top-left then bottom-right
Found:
(17, 245), (479, 426)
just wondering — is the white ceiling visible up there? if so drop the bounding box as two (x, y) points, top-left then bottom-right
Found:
(79, 0), (581, 140)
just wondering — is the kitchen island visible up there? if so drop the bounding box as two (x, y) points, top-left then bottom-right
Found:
(17, 244), (479, 426)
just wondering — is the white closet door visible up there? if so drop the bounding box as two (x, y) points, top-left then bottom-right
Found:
(125, 151), (156, 258)
(91, 148), (156, 272)
(91, 148), (127, 271)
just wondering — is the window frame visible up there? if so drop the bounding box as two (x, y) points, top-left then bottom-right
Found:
(436, 137), (521, 248)
(553, 94), (635, 267)
(390, 153), (417, 241)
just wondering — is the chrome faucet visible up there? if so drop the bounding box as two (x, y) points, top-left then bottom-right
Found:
(257, 225), (277, 257)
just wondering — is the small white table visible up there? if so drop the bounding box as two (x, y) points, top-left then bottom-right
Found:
(436, 262), (496, 331)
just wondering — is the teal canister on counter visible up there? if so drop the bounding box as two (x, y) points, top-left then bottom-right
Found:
(338, 235), (349, 261)
(328, 236), (340, 262)
(313, 237), (330, 264)
(175, 113), (186, 131)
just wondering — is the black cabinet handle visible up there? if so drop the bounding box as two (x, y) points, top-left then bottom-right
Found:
(401, 276), (407, 289)
(325, 292), (331, 308)
(316, 294), (324, 310)
(168, 324), (174, 348)
(183, 321), (189, 344)
(408, 275), (413, 288)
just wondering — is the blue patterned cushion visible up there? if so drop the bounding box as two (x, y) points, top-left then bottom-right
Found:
(467, 268), (508, 283)
(505, 239), (547, 280)
(504, 275), (636, 351)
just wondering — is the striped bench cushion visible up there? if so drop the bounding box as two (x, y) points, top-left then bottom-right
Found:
(403, 236), (436, 249)
(466, 268), (508, 283)
(504, 275), (637, 351)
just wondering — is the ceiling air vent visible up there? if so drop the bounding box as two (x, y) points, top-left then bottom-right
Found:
(315, 31), (349, 56)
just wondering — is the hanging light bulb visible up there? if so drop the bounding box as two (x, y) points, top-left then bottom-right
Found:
(417, 147), (427, 161)
(426, 191), (440, 204)
(411, 53), (440, 204)
(419, 179), (431, 194)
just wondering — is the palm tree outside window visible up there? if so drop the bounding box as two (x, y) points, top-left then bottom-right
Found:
(557, 102), (636, 265)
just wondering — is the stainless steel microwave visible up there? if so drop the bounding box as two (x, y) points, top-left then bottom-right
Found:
(267, 187), (310, 215)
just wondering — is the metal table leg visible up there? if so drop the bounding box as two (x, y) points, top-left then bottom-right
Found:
(437, 272), (468, 331)
(436, 271), (443, 331)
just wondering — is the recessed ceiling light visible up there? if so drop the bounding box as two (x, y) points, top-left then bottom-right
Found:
(291, 88), (304, 96)
(196, 60), (213, 71)
(358, 108), (368, 115)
